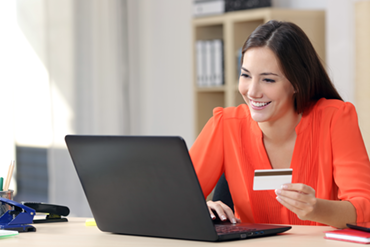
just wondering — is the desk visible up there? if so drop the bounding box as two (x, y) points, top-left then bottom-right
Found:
(0, 218), (354, 246)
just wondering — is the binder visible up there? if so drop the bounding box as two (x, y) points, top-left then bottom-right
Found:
(205, 40), (213, 86)
(195, 39), (224, 87)
(193, 0), (225, 17)
(225, 0), (271, 12)
(196, 41), (205, 86)
(236, 47), (242, 79)
(213, 39), (224, 86)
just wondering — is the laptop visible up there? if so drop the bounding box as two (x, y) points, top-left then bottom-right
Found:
(65, 135), (291, 241)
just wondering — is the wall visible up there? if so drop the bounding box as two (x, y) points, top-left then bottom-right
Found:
(12, 0), (194, 217)
(127, 0), (194, 145)
(355, 0), (370, 153)
(326, 0), (355, 103)
(0, 1), (17, 186)
(14, 0), (131, 216)
(326, 0), (370, 153)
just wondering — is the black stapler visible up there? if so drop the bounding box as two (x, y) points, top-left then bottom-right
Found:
(22, 202), (70, 223)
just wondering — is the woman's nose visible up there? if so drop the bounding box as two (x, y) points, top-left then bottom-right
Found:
(247, 79), (262, 99)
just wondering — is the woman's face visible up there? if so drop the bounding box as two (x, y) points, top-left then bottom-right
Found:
(238, 47), (296, 124)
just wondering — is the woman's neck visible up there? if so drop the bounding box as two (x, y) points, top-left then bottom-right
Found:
(258, 111), (302, 144)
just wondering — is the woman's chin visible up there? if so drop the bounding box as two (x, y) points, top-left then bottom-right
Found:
(250, 113), (269, 123)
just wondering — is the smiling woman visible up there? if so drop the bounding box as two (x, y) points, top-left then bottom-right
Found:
(239, 47), (296, 125)
(189, 20), (370, 229)
(241, 20), (342, 114)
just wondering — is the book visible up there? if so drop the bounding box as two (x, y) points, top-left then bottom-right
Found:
(196, 40), (205, 86)
(193, 0), (225, 17)
(324, 228), (370, 244)
(225, 0), (271, 12)
(195, 39), (224, 87)
(213, 39), (224, 86)
(204, 40), (213, 86)
(236, 47), (242, 80)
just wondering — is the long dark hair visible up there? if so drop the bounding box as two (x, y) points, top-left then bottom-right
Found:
(241, 20), (342, 114)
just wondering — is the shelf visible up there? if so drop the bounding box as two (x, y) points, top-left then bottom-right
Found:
(196, 86), (225, 92)
(196, 91), (225, 134)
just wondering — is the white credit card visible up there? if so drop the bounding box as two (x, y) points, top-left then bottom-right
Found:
(253, 168), (293, 191)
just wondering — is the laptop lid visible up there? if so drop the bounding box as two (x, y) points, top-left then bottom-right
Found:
(65, 135), (291, 241)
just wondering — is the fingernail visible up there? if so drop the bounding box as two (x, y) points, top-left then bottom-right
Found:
(221, 215), (226, 220)
(276, 196), (281, 202)
(281, 184), (288, 189)
(231, 218), (236, 224)
(275, 189), (281, 195)
(211, 215), (216, 219)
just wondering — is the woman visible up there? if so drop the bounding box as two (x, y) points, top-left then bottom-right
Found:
(189, 20), (370, 229)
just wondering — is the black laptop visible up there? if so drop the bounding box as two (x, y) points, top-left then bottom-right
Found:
(65, 135), (291, 241)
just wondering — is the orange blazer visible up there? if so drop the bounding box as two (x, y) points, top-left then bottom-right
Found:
(189, 99), (370, 225)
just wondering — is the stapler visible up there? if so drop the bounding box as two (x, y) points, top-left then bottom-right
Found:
(0, 197), (36, 232)
(22, 202), (69, 223)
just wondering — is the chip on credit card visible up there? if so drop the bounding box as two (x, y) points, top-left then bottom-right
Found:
(253, 168), (293, 191)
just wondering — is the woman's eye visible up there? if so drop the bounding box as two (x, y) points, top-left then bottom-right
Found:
(264, 78), (275, 83)
(240, 73), (250, 78)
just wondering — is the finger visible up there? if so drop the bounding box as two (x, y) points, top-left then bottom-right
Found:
(276, 195), (301, 213)
(207, 201), (227, 221)
(276, 194), (311, 210)
(207, 201), (236, 223)
(281, 183), (315, 195)
(208, 207), (216, 220)
(275, 189), (314, 204)
(221, 204), (237, 224)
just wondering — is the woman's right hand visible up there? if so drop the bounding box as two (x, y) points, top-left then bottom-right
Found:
(207, 200), (241, 224)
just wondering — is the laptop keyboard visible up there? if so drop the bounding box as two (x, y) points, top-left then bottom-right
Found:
(215, 225), (262, 235)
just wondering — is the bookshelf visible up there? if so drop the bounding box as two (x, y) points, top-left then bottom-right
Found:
(192, 8), (325, 136)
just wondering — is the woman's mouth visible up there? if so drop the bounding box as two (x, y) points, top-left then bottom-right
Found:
(250, 100), (271, 109)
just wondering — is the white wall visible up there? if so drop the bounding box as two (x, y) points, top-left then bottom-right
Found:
(8, 0), (193, 217)
(0, 0), (52, 190)
(0, 1), (17, 187)
(326, 0), (355, 103)
(128, 0), (194, 146)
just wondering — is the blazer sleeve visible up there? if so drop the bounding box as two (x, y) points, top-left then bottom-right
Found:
(189, 107), (225, 198)
(331, 102), (370, 223)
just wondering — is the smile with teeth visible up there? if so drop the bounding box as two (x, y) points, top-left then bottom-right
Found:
(250, 100), (271, 107)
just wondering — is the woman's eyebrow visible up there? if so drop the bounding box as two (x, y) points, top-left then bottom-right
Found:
(241, 67), (249, 73)
(241, 67), (279, 76)
(260, 72), (279, 76)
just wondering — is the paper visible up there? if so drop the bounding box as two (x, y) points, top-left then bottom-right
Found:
(0, 230), (18, 238)
(85, 218), (96, 226)
(253, 168), (293, 191)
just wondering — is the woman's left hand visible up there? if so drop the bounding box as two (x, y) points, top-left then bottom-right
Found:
(275, 183), (317, 221)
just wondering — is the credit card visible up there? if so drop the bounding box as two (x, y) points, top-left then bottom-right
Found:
(253, 168), (293, 191)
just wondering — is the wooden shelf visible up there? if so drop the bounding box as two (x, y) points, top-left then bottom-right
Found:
(192, 8), (325, 136)
(196, 86), (225, 92)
